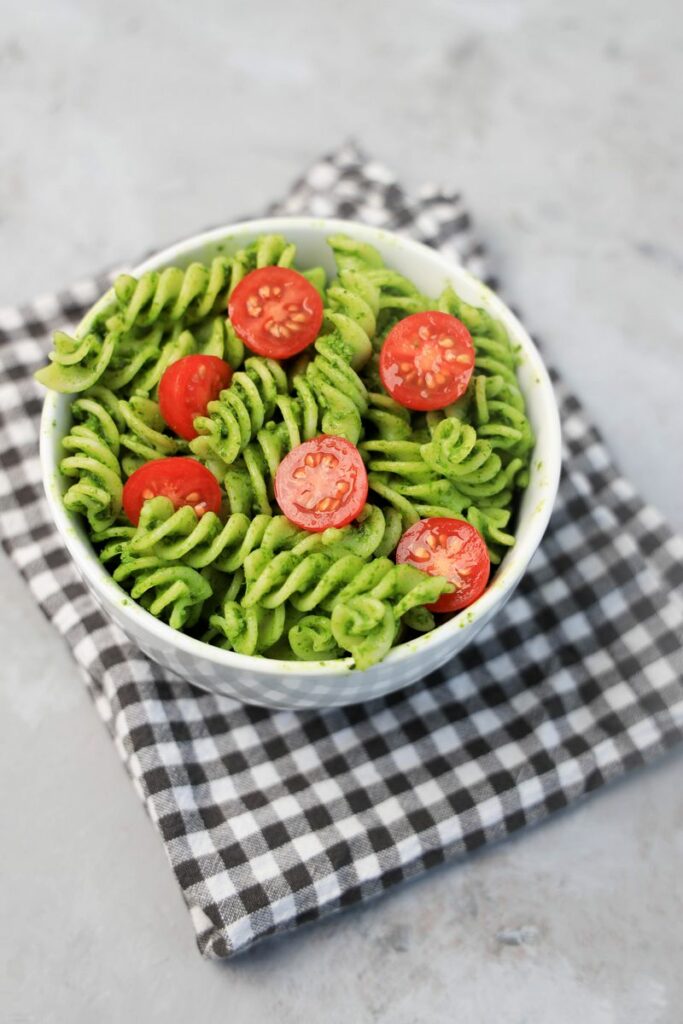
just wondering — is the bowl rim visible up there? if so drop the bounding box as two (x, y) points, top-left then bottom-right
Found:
(39, 215), (561, 678)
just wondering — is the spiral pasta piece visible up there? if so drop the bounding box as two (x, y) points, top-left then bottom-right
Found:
(99, 323), (166, 394)
(102, 317), (244, 404)
(190, 356), (288, 466)
(327, 561), (450, 669)
(60, 387), (124, 530)
(331, 597), (396, 670)
(363, 392), (412, 440)
(362, 439), (470, 525)
(436, 286), (511, 354)
(436, 286), (534, 461)
(113, 256), (232, 331)
(113, 556), (212, 629)
(299, 337), (369, 444)
(118, 395), (181, 475)
(208, 600), (287, 656)
(327, 234), (385, 273)
(241, 505), (421, 613)
(227, 234), (297, 295)
(36, 315), (123, 394)
(326, 558), (450, 617)
(288, 615), (342, 661)
(420, 417), (520, 502)
(324, 268), (379, 368)
(471, 374), (534, 466)
(92, 523), (136, 564)
(130, 495), (301, 570)
(466, 505), (516, 563)
(328, 233), (428, 349)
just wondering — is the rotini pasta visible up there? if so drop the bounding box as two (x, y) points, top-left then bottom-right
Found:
(113, 555), (212, 630)
(130, 495), (300, 570)
(60, 386), (123, 530)
(208, 599), (287, 656)
(118, 395), (182, 475)
(190, 356), (288, 466)
(39, 231), (534, 669)
(113, 256), (233, 331)
(35, 316), (122, 394)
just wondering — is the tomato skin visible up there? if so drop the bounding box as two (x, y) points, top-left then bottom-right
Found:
(274, 436), (368, 532)
(122, 457), (222, 526)
(158, 354), (232, 441)
(396, 517), (490, 613)
(379, 311), (475, 412)
(229, 266), (323, 359)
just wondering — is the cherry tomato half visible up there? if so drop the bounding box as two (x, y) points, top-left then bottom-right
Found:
(396, 517), (490, 613)
(158, 354), (232, 441)
(274, 436), (368, 532)
(122, 457), (222, 526)
(228, 266), (323, 359)
(379, 311), (475, 411)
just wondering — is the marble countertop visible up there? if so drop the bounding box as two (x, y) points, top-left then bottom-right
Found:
(2, 2), (681, 1021)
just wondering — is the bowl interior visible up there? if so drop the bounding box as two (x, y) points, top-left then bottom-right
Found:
(40, 217), (561, 680)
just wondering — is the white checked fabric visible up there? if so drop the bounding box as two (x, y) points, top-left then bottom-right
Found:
(0, 144), (682, 959)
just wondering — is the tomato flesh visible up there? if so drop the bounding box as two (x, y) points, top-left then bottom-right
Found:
(274, 436), (368, 532)
(229, 266), (323, 359)
(158, 354), (232, 441)
(396, 517), (490, 613)
(379, 311), (475, 411)
(122, 457), (222, 526)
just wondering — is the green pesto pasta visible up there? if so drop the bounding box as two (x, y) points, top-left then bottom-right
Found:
(37, 231), (534, 671)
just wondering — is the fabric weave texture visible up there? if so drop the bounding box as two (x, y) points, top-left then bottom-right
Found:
(0, 144), (681, 959)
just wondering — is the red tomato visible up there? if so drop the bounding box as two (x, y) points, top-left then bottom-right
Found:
(228, 266), (323, 359)
(158, 354), (232, 440)
(379, 311), (475, 411)
(122, 457), (222, 526)
(396, 517), (490, 613)
(274, 436), (368, 532)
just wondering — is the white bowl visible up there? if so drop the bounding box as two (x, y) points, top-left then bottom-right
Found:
(40, 217), (561, 710)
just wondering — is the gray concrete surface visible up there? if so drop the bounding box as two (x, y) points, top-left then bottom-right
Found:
(1, 1), (682, 1021)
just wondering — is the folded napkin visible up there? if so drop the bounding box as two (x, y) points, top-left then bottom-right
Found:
(0, 144), (681, 959)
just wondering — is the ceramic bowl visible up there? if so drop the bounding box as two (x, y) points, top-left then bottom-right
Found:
(40, 217), (561, 709)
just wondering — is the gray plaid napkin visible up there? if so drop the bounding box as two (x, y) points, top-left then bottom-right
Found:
(0, 144), (681, 959)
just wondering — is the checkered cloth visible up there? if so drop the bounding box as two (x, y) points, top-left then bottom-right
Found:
(1, 144), (682, 959)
